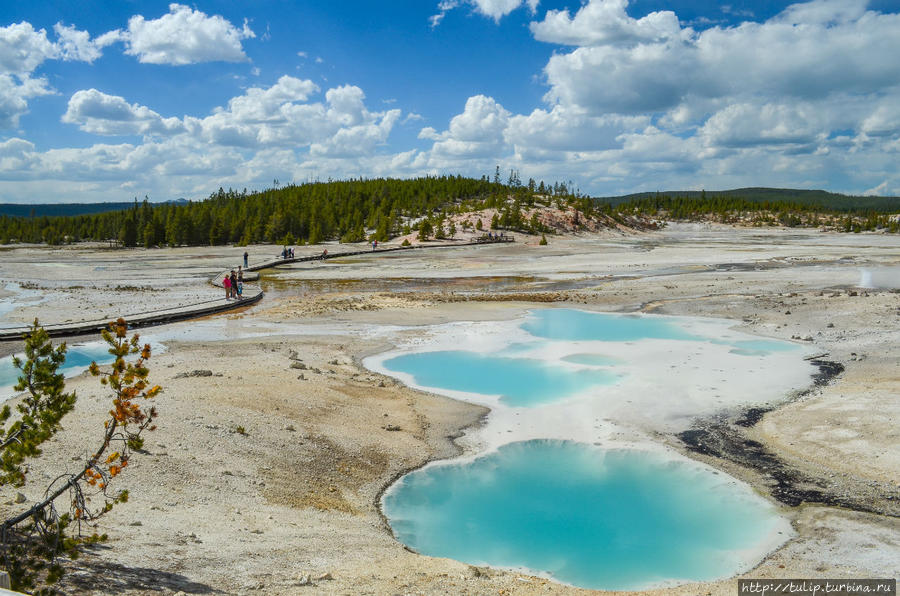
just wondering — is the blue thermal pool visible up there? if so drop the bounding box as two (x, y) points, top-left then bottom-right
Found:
(383, 440), (787, 590)
(382, 350), (618, 407)
(1, 339), (164, 399)
(376, 309), (805, 589)
(379, 308), (801, 407)
(520, 309), (700, 341)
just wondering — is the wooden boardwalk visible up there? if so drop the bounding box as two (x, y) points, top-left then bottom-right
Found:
(0, 237), (515, 342)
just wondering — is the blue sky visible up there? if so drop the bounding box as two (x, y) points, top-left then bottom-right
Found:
(1, 0), (899, 203)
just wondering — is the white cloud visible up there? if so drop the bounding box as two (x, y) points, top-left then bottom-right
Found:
(62, 89), (185, 136)
(0, 74), (54, 128)
(0, 21), (121, 129)
(122, 3), (255, 65)
(774, 0), (868, 25)
(531, 0), (683, 47)
(0, 75), (408, 200)
(414, 0), (900, 196)
(0, 22), (59, 74)
(53, 23), (119, 63)
(536, 0), (900, 118)
(430, 0), (538, 26)
(310, 109), (401, 157)
(698, 102), (825, 148)
(506, 105), (646, 154)
(422, 95), (510, 160)
(862, 180), (889, 196)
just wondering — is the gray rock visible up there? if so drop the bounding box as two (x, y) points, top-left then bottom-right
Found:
(174, 369), (213, 378)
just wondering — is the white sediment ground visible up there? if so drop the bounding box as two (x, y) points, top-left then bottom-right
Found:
(0, 225), (897, 594)
(366, 309), (807, 587)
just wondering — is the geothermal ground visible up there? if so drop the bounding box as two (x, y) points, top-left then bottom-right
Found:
(0, 223), (897, 595)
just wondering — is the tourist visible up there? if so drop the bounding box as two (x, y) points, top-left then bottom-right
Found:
(223, 273), (231, 299)
(237, 267), (244, 299)
(243, 251), (248, 267)
(229, 269), (237, 299)
(322, 248), (328, 259)
(372, 240), (377, 251)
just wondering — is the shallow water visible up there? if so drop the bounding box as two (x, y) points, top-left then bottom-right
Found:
(383, 440), (787, 590)
(383, 350), (618, 407)
(0, 342), (113, 398)
(520, 309), (699, 342)
(375, 308), (810, 589)
(0, 339), (166, 400)
(379, 308), (802, 408)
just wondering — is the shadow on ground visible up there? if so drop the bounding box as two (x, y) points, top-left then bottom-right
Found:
(61, 558), (218, 594)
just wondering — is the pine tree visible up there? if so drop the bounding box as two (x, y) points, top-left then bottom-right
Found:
(1, 319), (160, 591)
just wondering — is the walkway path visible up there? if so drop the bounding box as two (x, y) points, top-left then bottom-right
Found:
(0, 237), (515, 341)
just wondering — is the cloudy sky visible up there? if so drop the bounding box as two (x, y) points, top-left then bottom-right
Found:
(1, 0), (899, 203)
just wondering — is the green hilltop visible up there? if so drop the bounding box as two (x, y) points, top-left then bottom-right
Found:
(597, 187), (900, 213)
(1, 178), (898, 246)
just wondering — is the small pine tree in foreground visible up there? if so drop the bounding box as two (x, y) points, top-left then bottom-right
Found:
(0, 318), (160, 591)
(539, 233), (548, 245)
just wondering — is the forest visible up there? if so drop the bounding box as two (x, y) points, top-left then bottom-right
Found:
(0, 174), (576, 247)
(0, 176), (897, 247)
(598, 189), (900, 233)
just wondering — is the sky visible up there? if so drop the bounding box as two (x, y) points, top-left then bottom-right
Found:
(1, 0), (899, 204)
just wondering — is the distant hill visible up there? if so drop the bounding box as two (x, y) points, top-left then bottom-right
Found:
(0, 198), (189, 218)
(596, 187), (900, 213)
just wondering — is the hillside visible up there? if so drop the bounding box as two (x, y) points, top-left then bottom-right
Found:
(597, 188), (900, 214)
(0, 177), (619, 246)
(0, 201), (138, 218)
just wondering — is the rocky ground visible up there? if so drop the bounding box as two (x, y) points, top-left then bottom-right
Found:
(0, 224), (898, 594)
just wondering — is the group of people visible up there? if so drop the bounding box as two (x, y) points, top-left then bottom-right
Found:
(281, 246), (295, 259)
(223, 266), (244, 300)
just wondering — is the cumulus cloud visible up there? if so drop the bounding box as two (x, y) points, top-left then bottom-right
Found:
(698, 102), (825, 148)
(0, 21), (117, 128)
(775, 0), (868, 25)
(1, 75), (407, 201)
(531, 0), (684, 46)
(53, 23), (119, 62)
(536, 0), (900, 117)
(0, 74), (54, 128)
(121, 3), (255, 65)
(430, 0), (538, 27)
(505, 105), (646, 155)
(62, 89), (185, 136)
(0, 22), (59, 74)
(421, 95), (510, 159)
(413, 0), (900, 197)
(186, 76), (402, 153)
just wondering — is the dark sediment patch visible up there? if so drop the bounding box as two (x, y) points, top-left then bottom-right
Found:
(679, 360), (898, 517)
(806, 359), (844, 387)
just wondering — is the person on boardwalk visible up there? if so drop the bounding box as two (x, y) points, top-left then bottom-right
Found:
(229, 269), (238, 299)
(237, 266), (244, 299)
(243, 251), (248, 267)
(223, 273), (232, 300)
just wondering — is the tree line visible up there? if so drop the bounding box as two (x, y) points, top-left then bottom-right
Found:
(0, 174), (582, 247)
(601, 191), (900, 233)
(5, 177), (895, 247)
